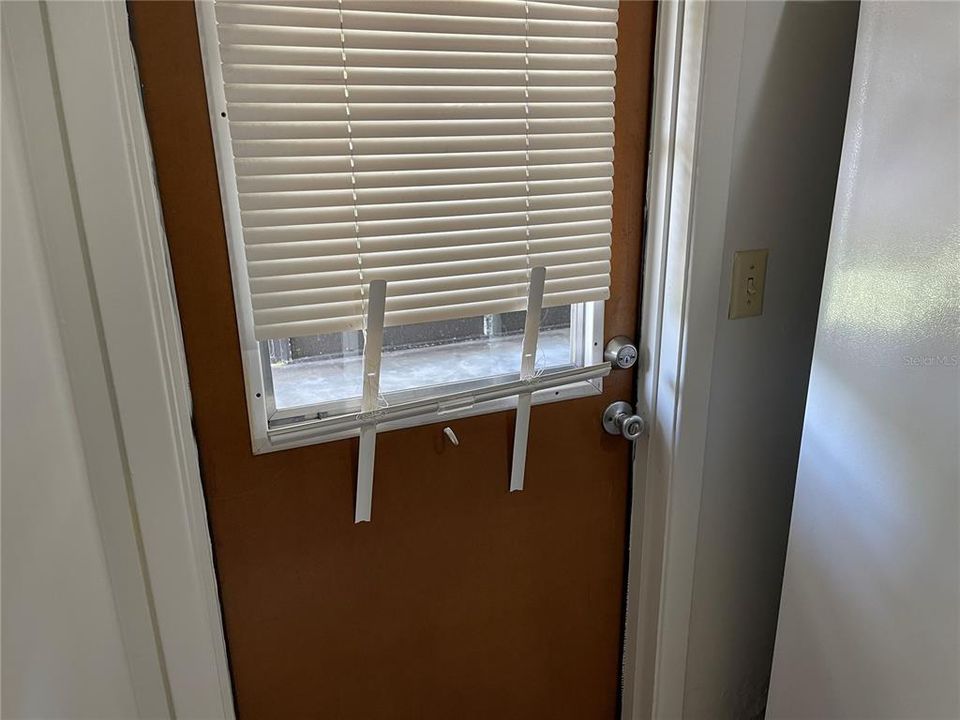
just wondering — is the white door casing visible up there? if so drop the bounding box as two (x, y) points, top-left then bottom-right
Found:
(4, 1), (234, 717)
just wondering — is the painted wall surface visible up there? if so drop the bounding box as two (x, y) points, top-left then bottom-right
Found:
(1, 53), (139, 720)
(682, 3), (860, 717)
(767, 3), (960, 717)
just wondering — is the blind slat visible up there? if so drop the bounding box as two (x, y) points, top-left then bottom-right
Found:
(228, 101), (614, 122)
(247, 234), (610, 277)
(215, 4), (617, 38)
(254, 273), (610, 325)
(242, 205), (613, 244)
(235, 147), (613, 175)
(219, 0), (619, 23)
(249, 246), (612, 287)
(239, 177), (613, 210)
(222, 64), (615, 86)
(233, 132), (614, 157)
(250, 259), (611, 296)
(225, 83), (614, 104)
(237, 161), (613, 192)
(229, 117), (614, 140)
(208, 0), (619, 339)
(221, 46), (616, 71)
(218, 26), (616, 55)
(245, 219), (612, 257)
(240, 191), (612, 226)
(251, 266), (612, 309)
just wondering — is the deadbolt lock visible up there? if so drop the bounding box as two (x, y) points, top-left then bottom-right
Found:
(602, 401), (646, 441)
(604, 336), (638, 370)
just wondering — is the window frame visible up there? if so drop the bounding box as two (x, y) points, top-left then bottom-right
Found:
(195, 1), (606, 454)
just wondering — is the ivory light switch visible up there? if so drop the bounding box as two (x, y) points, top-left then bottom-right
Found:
(729, 249), (768, 319)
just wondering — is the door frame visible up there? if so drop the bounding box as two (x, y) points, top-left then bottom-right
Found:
(623, 2), (749, 717)
(7, 0), (736, 717)
(4, 1), (234, 717)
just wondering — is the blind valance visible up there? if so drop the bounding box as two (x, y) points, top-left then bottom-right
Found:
(208, 0), (620, 340)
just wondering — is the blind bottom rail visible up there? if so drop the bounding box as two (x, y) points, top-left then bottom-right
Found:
(268, 361), (611, 444)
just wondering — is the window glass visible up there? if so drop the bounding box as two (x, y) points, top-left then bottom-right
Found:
(268, 305), (578, 411)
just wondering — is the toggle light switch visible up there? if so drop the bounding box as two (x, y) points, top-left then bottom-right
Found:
(729, 249), (768, 319)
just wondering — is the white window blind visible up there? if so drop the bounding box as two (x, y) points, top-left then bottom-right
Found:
(210, 0), (620, 340)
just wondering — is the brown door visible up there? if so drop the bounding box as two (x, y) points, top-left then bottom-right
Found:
(129, 3), (656, 717)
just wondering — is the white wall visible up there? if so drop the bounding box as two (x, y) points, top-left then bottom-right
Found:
(682, 3), (860, 717)
(767, 3), (960, 717)
(1, 49), (139, 720)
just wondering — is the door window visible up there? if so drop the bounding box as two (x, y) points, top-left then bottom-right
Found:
(197, 0), (619, 446)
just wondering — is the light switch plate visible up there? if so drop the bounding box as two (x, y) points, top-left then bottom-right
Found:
(729, 249), (768, 319)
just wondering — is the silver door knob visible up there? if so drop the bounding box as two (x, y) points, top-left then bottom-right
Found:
(602, 401), (646, 440)
(604, 336), (639, 369)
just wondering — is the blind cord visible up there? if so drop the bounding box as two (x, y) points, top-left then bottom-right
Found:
(523, 0), (546, 378)
(337, 0), (365, 335)
(522, 1), (532, 282)
(338, 0), (386, 409)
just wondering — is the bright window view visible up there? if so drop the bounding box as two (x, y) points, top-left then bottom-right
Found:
(267, 305), (581, 412)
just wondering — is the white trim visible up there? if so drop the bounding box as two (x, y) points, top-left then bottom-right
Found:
(622, 2), (747, 717)
(2, 3), (172, 715)
(29, 1), (236, 717)
(619, 3), (687, 716)
(194, 0), (269, 454)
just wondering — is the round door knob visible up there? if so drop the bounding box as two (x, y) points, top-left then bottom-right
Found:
(602, 401), (646, 441)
